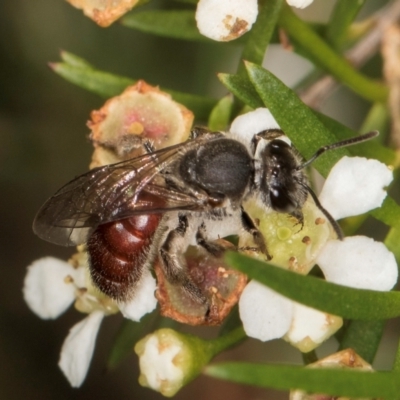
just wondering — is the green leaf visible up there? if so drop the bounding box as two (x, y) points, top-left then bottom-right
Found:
(338, 320), (385, 363)
(122, 10), (208, 42)
(278, 5), (389, 103)
(50, 52), (217, 120)
(51, 62), (134, 98)
(107, 311), (159, 369)
(326, 0), (367, 49)
(60, 50), (93, 68)
(385, 227), (400, 263)
(393, 339), (400, 372)
(371, 196), (400, 230)
(225, 252), (400, 320)
(218, 73), (263, 109)
(238, 0), (283, 75)
(206, 362), (398, 398)
(208, 95), (234, 131)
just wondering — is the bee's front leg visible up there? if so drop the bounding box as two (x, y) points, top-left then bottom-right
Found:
(240, 207), (272, 260)
(159, 214), (207, 305)
(195, 222), (228, 257)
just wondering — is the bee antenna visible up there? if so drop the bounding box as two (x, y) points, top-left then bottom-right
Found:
(295, 130), (379, 171)
(296, 179), (344, 240)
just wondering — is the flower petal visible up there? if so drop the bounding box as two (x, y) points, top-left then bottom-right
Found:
(286, 0), (314, 9)
(118, 270), (157, 321)
(317, 236), (398, 291)
(196, 0), (258, 41)
(136, 330), (185, 396)
(23, 257), (82, 319)
(284, 302), (343, 353)
(239, 280), (293, 341)
(230, 108), (284, 145)
(319, 156), (393, 220)
(58, 311), (104, 387)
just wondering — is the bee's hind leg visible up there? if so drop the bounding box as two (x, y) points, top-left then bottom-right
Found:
(195, 222), (228, 257)
(159, 214), (208, 305)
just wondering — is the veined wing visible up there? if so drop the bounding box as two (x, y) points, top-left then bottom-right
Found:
(33, 137), (218, 246)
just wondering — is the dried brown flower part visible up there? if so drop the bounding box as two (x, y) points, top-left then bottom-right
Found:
(290, 349), (380, 400)
(88, 80), (194, 168)
(155, 240), (247, 326)
(66, 0), (139, 27)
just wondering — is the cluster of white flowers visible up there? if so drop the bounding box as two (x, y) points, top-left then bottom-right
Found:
(23, 252), (157, 387)
(196, 0), (314, 41)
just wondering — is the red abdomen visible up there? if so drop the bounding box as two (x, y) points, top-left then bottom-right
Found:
(87, 213), (162, 301)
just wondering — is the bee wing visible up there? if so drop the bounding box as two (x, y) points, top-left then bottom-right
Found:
(33, 140), (210, 246)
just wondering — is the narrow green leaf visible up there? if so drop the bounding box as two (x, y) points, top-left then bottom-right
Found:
(278, 5), (389, 103)
(206, 362), (398, 398)
(60, 50), (93, 68)
(385, 227), (400, 263)
(245, 62), (345, 176)
(225, 252), (400, 320)
(339, 320), (385, 363)
(326, 0), (367, 49)
(238, 0), (283, 75)
(208, 95), (234, 131)
(371, 196), (400, 230)
(392, 339), (400, 372)
(108, 311), (158, 369)
(218, 73), (263, 109)
(51, 62), (134, 98)
(122, 10), (208, 42)
(51, 53), (217, 120)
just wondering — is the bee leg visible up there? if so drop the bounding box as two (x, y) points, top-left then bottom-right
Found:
(240, 208), (272, 260)
(290, 209), (304, 234)
(159, 215), (208, 305)
(196, 223), (227, 257)
(142, 140), (156, 153)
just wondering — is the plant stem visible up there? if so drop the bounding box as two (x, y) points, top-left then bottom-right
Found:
(278, 4), (388, 103)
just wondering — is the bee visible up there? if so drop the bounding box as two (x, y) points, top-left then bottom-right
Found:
(33, 127), (378, 307)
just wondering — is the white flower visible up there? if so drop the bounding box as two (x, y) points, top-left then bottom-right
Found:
(196, 0), (258, 42)
(318, 156), (393, 220)
(196, 0), (314, 41)
(317, 236), (397, 291)
(23, 257), (85, 319)
(135, 329), (195, 397)
(236, 108), (397, 351)
(239, 281), (293, 341)
(59, 310), (104, 387)
(118, 270), (158, 321)
(23, 253), (157, 386)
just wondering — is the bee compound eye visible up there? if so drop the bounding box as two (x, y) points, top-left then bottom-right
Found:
(270, 188), (295, 214)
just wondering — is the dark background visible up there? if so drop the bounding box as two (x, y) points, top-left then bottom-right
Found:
(1, 0), (398, 399)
